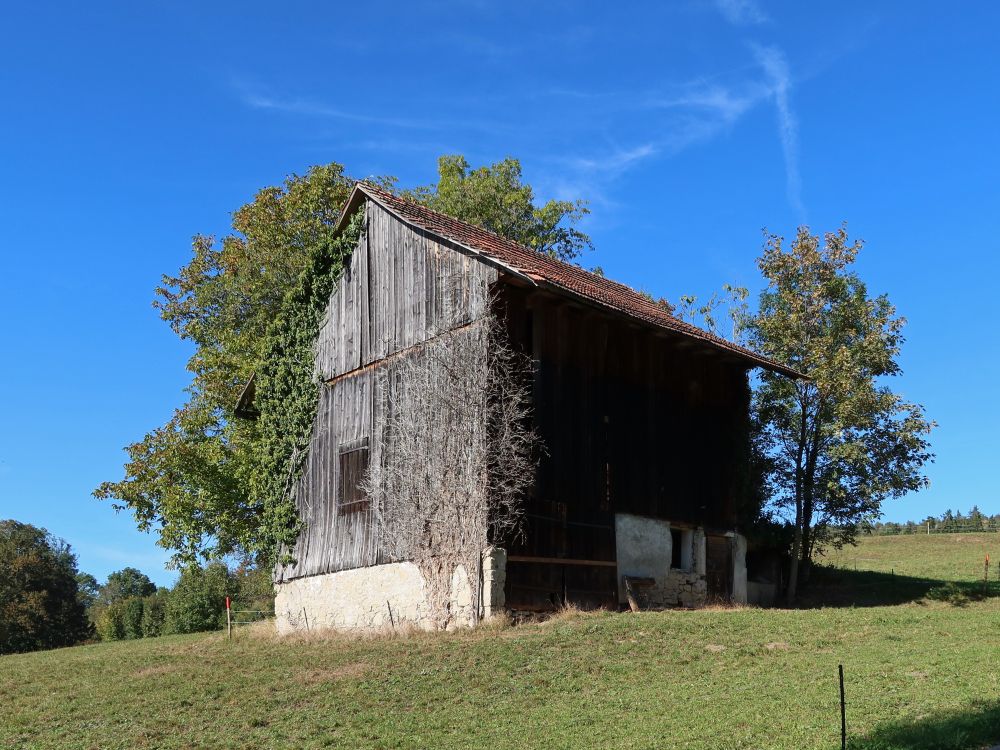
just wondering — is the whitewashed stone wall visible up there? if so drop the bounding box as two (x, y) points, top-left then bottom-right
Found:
(731, 532), (748, 605)
(482, 546), (507, 618)
(615, 513), (673, 606)
(614, 513), (726, 609)
(274, 548), (505, 634)
(643, 527), (709, 608)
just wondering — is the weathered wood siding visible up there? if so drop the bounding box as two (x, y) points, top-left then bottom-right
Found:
(276, 371), (378, 582)
(278, 200), (497, 582)
(315, 201), (497, 380)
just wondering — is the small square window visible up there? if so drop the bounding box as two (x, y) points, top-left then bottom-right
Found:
(338, 440), (370, 515)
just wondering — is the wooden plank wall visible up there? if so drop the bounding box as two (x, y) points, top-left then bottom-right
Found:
(315, 202), (497, 381)
(276, 371), (378, 582)
(498, 285), (752, 610)
(278, 201), (498, 582)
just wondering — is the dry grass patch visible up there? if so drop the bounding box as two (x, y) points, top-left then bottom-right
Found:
(294, 663), (369, 685)
(133, 665), (177, 678)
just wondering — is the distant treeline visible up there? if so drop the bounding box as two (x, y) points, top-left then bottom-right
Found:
(83, 563), (273, 643)
(1, 519), (272, 655)
(865, 507), (1000, 535)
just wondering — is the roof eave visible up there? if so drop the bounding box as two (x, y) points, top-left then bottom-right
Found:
(527, 277), (805, 379)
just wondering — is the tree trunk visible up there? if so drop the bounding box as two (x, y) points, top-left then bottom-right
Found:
(798, 417), (821, 582)
(800, 503), (813, 562)
(787, 513), (802, 605)
(786, 399), (809, 606)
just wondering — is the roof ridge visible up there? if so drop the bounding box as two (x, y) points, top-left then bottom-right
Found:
(359, 179), (539, 249)
(360, 182), (679, 307)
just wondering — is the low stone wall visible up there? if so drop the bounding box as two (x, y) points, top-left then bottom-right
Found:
(643, 528), (709, 608)
(274, 547), (506, 634)
(615, 514), (711, 609)
(647, 568), (709, 608)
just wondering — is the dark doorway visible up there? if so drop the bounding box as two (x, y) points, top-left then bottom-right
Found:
(504, 499), (619, 611)
(705, 535), (733, 600)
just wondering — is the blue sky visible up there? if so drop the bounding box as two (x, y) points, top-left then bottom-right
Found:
(1, 1), (997, 587)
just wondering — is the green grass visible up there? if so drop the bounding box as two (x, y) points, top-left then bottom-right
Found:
(807, 533), (1000, 609)
(824, 532), (1000, 583)
(4, 535), (1000, 750)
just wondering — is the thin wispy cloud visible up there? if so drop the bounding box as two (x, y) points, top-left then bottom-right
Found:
(538, 73), (777, 215)
(713, 0), (768, 26)
(752, 44), (805, 218)
(242, 91), (442, 131)
(540, 144), (659, 214)
(568, 144), (659, 174)
(647, 86), (759, 122)
(234, 44), (805, 221)
(234, 79), (513, 137)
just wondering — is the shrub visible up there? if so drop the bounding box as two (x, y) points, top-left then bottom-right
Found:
(164, 563), (231, 634)
(95, 601), (125, 641)
(141, 590), (169, 638)
(95, 597), (145, 641)
(232, 565), (275, 617)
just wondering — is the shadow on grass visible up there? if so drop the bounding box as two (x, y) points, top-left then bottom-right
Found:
(795, 566), (998, 608)
(854, 700), (1000, 750)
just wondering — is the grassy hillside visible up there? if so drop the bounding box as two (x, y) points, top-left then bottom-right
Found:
(825, 532), (999, 582)
(3, 535), (1000, 750)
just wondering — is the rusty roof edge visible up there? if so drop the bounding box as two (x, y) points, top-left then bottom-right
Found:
(530, 276), (805, 379)
(351, 183), (538, 286)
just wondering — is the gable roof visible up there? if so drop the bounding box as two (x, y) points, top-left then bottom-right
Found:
(336, 182), (803, 379)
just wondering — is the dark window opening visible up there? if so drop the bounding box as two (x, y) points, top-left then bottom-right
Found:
(670, 528), (683, 569)
(338, 440), (370, 515)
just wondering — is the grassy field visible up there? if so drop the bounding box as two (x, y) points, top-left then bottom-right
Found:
(3, 534), (1000, 750)
(825, 532), (999, 583)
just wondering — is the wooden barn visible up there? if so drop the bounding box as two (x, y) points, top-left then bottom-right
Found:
(241, 182), (798, 632)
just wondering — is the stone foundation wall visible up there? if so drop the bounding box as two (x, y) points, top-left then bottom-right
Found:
(643, 528), (708, 608)
(274, 547), (506, 634)
(647, 568), (709, 608)
(615, 514), (711, 609)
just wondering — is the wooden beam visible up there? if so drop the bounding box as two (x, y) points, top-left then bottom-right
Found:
(507, 555), (617, 568)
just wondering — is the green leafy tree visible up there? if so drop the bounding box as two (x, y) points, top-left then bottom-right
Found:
(163, 563), (231, 634)
(676, 284), (751, 344)
(95, 596), (146, 641)
(94, 164), (362, 563)
(231, 565), (275, 617)
(405, 155), (591, 262)
(98, 567), (156, 606)
(0, 520), (91, 654)
(141, 589), (169, 638)
(94, 601), (126, 641)
(75, 572), (100, 613)
(96, 157), (591, 565)
(749, 226), (934, 602)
